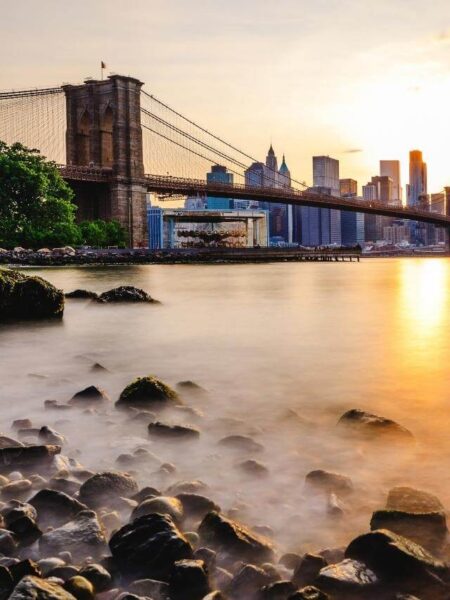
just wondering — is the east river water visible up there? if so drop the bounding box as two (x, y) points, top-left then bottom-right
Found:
(0, 258), (449, 554)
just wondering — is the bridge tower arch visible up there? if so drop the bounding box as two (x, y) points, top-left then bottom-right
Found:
(63, 75), (147, 247)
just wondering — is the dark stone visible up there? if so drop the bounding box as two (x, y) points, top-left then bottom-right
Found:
(49, 477), (80, 496)
(237, 459), (269, 477)
(0, 436), (24, 449)
(0, 565), (13, 600)
(109, 513), (193, 580)
(227, 563), (273, 599)
(176, 381), (205, 392)
(2, 501), (37, 527)
(116, 376), (179, 410)
(315, 558), (381, 594)
(63, 576), (94, 600)
(38, 426), (65, 445)
(292, 554), (327, 588)
(169, 559), (210, 600)
(39, 510), (107, 561)
(370, 509), (448, 554)
(218, 435), (264, 453)
(131, 486), (161, 504)
(131, 496), (184, 523)
(148, 422), (200, 440)
(193, 548), (216, 570)
(0, 529), (16, 555)
(91, 363), (109, 372)
(12, 419), (32, 431)
(97, 286), (157, 303)
(0, 445), (61, 474)
(337, 409), (414, 441)
(0, 269), (64, 321)
(9, 576), (76, 600)
(288, 586), (329, 599)
(78, 564), (111, 593)
(7, 515), (42, 547)
(304, 470), (353, 496)
(69, 386), (110, 405)
(47, 567), (80, 583)
(198, 511), (275, 564)
(279, 553), (302, 571)
(29, 489), (88, 528)
(176, 493), (220, 519)
(166, 480), (207, 495)
(79, 471), (138, 508)
(127, 578), (170, 598)
(260, 580), (296, 600)
(65, 290), (98, 299)
(9, 561), (41, 585)
(386, 486), (444, 513)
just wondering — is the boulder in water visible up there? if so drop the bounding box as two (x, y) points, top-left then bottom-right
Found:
(65, 290), (98, 299)
(9, 576), (76, 600)
(131, 496), (184, 523)
(116, 376), (178, 409)
(337, 409), (413, 442)
(148, 422), (200, 440)
(0, 269), (64, 321)
(304, 470), (353, 497)
(169, 559), (210, 600)
(97, 286), (158, 303)
(0, 445), (61, 475)
(69, 386), (110, 406)
(29, 489), (88, 528)
(79, 471), (138, 509)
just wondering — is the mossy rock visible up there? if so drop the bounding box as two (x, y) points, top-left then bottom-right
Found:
(116, 375), (179, 409)
(0, 268), (64, 320)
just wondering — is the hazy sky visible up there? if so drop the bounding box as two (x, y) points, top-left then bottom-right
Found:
(2, 0), (450, 192)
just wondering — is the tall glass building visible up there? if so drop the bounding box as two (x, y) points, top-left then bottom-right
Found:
(206, 165), (233, 209)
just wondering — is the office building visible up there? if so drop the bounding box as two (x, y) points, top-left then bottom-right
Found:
(340, 179), (357, 197)
(408, 150), (427, 207)
(380, 160), (402, 204)
(206, 165), (233, 209)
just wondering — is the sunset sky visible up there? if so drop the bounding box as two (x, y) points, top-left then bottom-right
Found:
(2, 0), (450, 193)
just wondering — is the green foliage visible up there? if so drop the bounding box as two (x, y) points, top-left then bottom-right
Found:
(0, 142), (127, 249)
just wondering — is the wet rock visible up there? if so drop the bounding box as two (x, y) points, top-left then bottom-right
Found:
(260, 580), (296, 600)
(0, 445), (61, 475)
(337, 409), (414, 441)
(169, 559), (210, 600)
(79, 472), (138, 509)
(109, 513), (193, 580)
(116, 376), (179, 410)
(97, 286), (158, 303)
(29, 489), (88, 528)
(0, 529), (17, 555)
(132, 496), (184, 523)
(132, 486), (161, 503)
(326, 493), (345, 518)
(345, 529), (447, 584)
(91, 363), (109, 372)
(0, 436), (24, 449)
(227, 563), (273, 599)
(65, 290), (98, 299)
(198, 511), (275, 564)
(0, 270), (64, 321)
(9, 575), (76, 600)
(166, 480), (208, 495)
(0, 565), (13, 600)
(8, 515), (42, 547)
(287, 586), (329, 599)
(292, 554), (327, 588)
(386, 486), (444, 513)
(1, 479), (32, 499)
(371, 509), (448, 554)
(78, 565), (112, 593)
(18, 428), (40, 442)
(9, 561), (41, 585)
(39, 427), (65, 446)
(236, 459), (269, 478)
(2, 501), (37, 526)
(49, 477), (80, 496)
(148, 422), (200, 441)
(48, 567), (80, 583)
(304, 470), (353, 497)
(316, 558), (380, 594)
(39, 510), (107, 561)
(69, 386), (110, 406)
(37, 558), (65, 577)
(12, 420), (32, 431)
(128, 578), (169, 598)
(218, 435), (264, 453)
(279, 553), (302, 571)
(176, 493), (220, 520)
(64, 576), (94, 600)
(45, 401), (72, 412)
(202, 593), (224, 600)
(194, 548), (216, 570)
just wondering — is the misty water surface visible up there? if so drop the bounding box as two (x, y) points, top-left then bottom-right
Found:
(0, 258), (449, 553)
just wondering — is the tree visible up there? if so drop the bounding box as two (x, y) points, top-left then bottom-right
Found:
(0, 141), (78, 248)
(79, 220), (126, 248)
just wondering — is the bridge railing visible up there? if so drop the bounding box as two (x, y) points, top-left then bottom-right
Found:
(58, 164), (113, 182)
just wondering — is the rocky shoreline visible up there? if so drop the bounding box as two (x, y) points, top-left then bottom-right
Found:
(0, 270), (449, 600)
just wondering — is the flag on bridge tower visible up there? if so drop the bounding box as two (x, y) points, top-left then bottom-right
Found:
(101, 61), (107, 80)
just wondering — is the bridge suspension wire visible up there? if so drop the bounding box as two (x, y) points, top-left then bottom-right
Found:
(141, 88), (309, 190)
(0, 87), (66, 164)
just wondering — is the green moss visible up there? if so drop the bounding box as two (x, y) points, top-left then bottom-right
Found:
(0, 268), (64, 320)
(116, 375), (179, 408)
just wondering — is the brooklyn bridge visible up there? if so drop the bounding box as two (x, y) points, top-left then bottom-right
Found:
(1, 74), (449, 247)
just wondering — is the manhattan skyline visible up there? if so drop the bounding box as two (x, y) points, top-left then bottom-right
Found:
(1, 0), (450, 191)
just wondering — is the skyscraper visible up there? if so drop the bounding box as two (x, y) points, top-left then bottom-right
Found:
(206, 165), (233, 209)
(340, 179), (357, 197)
(380, 160), (402, 204)
(408, 150), (427, 207)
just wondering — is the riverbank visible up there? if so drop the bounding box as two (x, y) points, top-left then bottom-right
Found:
(0, 247), (361, 266)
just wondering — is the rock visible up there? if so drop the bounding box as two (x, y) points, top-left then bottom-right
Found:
(169, 559), (210, 600)
(12, 420), (32, 431)
(7, 515), (42, 547)
(337, 409), (414, 441)
(288, 586), (329, 599)
(198, 511), (275, 564)
(0, 565), (13, 600)
(116, 376), (179, 410)
(0, 529), (16, 555)
(109, 513), (193, 580)
(39, 510), (107, 561)
(65, 290), (98, 299)
(202, 593), (224, 600)
(236, 459), (269, 477)
(128, 578), (170, 598)
(47, 567), (80, 583)
(9, 561), (41, 585)
(97, 286), (157, 303)
(260, 580), (296, 600)
(0, 436), (24, 449)
(1, 479), (32, 499)
(227, 563), (272, 599)
(292, 554), (327, 588)
(148, 422), (200, 441)
(37, 558), (66, 577)
(64, 577), (94, 600)
(193, 548), (216, 570)
(50, 477), (80, 496)
(0, 445), (61, 475)
(29, 489), (88, 528)
(345, 529), (447, 583)
(132, 486), (161, 503)
(9, 576), (76, 600)
(69, 386), (110, 406)
(2, 501), (37, 526)
(79, 472), (138, 508)
(39, 427), (65, 446)
(166, 480), (208, 495)
(91, 363), (109, 372)
(304, 470), (353, 496)
(0, 270), (64, 321)
(176, 493), (220, 520)
(386, 486), (444, 513)
(176, 381), (205, 392)
(78, 565), (112, 593)
(132, 496), (184, 523)
(218, 435), (264, 453)
(370, 509), (448, 554)
(316, 559), (380, 594)
(279, 553), (302, 571)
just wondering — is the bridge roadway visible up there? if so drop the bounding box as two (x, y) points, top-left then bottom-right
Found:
(58, 166), (450, 228)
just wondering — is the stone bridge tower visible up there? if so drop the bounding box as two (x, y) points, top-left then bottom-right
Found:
(63, 75), (147, 247)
